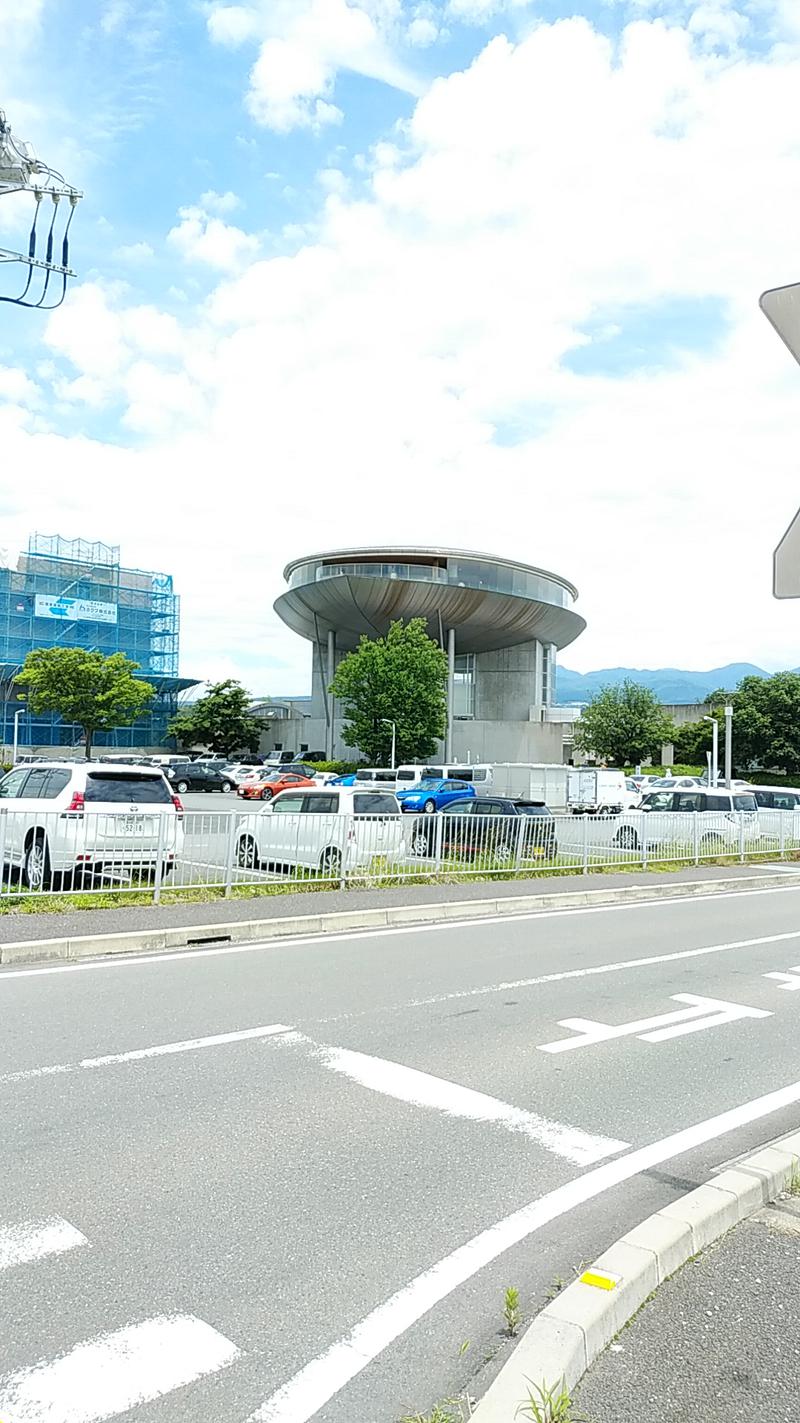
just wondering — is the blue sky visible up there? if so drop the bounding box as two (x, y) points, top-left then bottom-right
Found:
(2, 0), (800, 692)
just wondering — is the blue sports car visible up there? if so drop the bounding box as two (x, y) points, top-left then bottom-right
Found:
(395, 777), (476, 814)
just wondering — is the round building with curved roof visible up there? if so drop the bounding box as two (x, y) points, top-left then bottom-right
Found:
(273, 547), (587, 763)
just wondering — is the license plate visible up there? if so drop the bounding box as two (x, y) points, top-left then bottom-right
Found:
(120, 816), (148, 835)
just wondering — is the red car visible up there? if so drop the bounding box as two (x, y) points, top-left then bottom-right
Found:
(236, 770), (316, 801)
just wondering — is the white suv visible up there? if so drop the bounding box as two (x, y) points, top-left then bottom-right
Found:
(0, 761), (184, 890)
(613, 787), (760, 853)
(235, 786), (406, 876)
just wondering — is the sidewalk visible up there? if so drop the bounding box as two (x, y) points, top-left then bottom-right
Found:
(575, 1193), (800, 1422)
(0, 860), (790, 945)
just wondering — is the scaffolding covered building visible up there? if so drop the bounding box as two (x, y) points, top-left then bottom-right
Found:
(0, 534), (197, 753)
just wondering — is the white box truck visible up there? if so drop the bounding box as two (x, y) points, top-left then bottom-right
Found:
(566, 768), (634, 815)
(483, 764), (571, 808)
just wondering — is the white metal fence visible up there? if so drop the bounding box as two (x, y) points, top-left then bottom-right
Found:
(0, 806), (796, 901)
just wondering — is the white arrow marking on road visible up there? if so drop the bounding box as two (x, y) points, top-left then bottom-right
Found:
(537, 994), (771, 1053)
(0, 1217), (87, 1273)
(764, 966), (800, 990)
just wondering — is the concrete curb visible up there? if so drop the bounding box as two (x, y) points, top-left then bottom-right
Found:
(470, 1129), (800, 1420)
(2, 869), (800, 968)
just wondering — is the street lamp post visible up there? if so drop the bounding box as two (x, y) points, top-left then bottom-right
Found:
(703, 715), (719, 788)
(724, 704), (733, 789)
(12, 707), (23, 765)
(382, 719), (396, 771)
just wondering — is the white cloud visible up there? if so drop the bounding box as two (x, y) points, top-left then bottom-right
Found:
(167, 203), (260, 270)
(114, 240), (155, 262)
(8, 11), (800, 688)
(407, 15), (440, 45)
(199, 189), (241, 214)
(206, 0), (424, 132)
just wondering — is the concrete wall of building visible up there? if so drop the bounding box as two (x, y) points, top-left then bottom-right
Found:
(474, 639), (546, 721)
(662, 703), (711, 725)
(256, 714), (568, 766)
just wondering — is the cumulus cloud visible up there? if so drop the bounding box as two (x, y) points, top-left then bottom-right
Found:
(7, 11), (800, 687)
(167, 201), (260, 270)
(206, 0), (424, 132)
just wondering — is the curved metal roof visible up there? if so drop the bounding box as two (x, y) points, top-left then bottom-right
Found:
(274, 547), (586, 654)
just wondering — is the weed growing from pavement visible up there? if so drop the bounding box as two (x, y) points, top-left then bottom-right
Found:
(788, 1158), (800, 1196)
(517, 1378), (587, 1422)
(503, 1286), (521, 1336)
(399, 1397), (473, 1422)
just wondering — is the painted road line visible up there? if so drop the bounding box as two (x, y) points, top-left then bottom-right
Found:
(247, 1074), (800, 1423)
(5, 883), (800, 985)
(0, 1315), (240, 1423)
(764, 966), (800, 990)
(0, 1024), (293, 1087)
(538, 994), (771, 1053)
(0, 1217), (87, 1273)
(276, 1033), (628, 1166)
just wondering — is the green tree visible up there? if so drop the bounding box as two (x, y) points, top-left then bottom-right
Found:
(573, 679), (675, 766)
(713, 672), (800, 772)
(167, 679), (262, 758)
(329, 618), (447, 764)
(671, 718), (715, 766)
(14, 648), (155, 759)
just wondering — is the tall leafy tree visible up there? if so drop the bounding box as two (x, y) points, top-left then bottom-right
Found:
(329, 618), (447, 764)
(713, 672), (800, 772)
(573, 679), (675, 766)
(167, 679), (262, 758)
(15, 648), (154, 759)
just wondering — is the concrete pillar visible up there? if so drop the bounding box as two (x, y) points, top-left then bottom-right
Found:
(446, 627), (455, 761)
(326, 629), (336, 760)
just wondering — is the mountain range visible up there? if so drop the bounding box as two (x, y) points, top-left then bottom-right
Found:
(555, 664), (780, 705)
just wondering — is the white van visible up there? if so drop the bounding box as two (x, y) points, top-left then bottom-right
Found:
(613, 787), (760, 853)
(235, 785), (406, 876)
(421, 764), (494, 790)
(354, 768), (398, 788)
(747, 785), (800, 841)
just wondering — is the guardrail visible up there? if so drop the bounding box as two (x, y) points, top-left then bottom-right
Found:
(0, 806), (795, 901)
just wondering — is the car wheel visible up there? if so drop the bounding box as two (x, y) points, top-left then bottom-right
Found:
(220, 781), (234, 793)
(237, 836), (260, 870)
(494, 841), (514, 864)
(423, 800), (436, 814)
(411, 829), (431, 857)
(614, 826), (640, 851)
(261, 788), (273, 800)
(23, 834), (51, 891)
(176, 780), (189, 793)
(319, 846), (342, 876)
(701, 831), (724, 850)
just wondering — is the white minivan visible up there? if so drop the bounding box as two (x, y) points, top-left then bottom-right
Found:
(0, 761), (184, 889)
(613, 787), (760, 853)
(396, 764), (494, 790)
(235, 785), (406, 876)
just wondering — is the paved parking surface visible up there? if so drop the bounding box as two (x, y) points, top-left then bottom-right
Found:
(3, 882), (800, 1420)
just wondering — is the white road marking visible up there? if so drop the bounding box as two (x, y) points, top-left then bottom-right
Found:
(276, 1033), (627, 1166)
(247, 1074), (800, 1423)
(0, 1024), (293, 1086)
(0, 1217), (87, 1273)
(0, 1315), (240, 1423)
(3, 881), (800, 983)
(405, 927), (800, 1012)
(764, 966), (800, 990)
(538, 994), (771, 1053)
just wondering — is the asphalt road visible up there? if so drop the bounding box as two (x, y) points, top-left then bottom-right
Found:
(4, 881), (800, 1422)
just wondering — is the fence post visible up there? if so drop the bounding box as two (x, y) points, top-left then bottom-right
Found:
(0, 810), (7, 899)
(739, 813), (745, 865)
(693, 813), (700, 867)
(341, 813), (348, 889)
(153, 811), (166, 904)
(780, 811), (786, 861)
(224, 810), (238, 897)
(642, 819), (649, 871)
(582, 813), (588, 875)
(433, 813), (444, 876)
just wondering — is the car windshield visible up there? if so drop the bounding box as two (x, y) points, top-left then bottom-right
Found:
(84, 773), (171, 803)
(416, 778), (442, 789)
(734, 794), (757, 811)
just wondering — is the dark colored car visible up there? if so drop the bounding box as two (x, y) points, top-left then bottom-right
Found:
(410, 797), (557, 861)
(164, 762), (235, 793)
